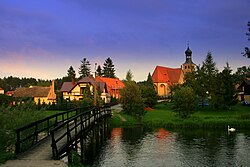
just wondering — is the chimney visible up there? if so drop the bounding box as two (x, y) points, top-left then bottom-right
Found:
(51, 80), (55, 91)
(72, 79), (76, 85)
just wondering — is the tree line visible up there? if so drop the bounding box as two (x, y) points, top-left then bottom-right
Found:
(65, 57), (116, 82)
(0, 57), (116, 92)
(173, 52), (249, 118)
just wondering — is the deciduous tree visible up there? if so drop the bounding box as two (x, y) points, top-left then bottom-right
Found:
(173, 86), (197, 118)
(120, 81), (145, 121)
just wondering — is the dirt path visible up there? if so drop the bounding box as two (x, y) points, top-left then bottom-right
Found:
(111, 104), (127, 122)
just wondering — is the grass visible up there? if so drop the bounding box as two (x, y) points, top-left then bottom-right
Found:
(109, 112), (137, 127)
(0, 107), (64, 164)
(110, 102), (250, 129)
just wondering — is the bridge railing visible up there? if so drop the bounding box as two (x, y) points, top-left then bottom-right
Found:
(50, 105), (111, 159)
(15, 107), (87, 154)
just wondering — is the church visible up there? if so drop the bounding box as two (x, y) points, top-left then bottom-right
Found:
(152, 47), (196, 97)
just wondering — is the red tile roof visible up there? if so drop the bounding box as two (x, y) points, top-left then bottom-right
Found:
(152, 66), (183, 85)
(95, 76), (124, 94)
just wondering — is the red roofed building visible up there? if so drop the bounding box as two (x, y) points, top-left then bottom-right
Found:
(96, 76), (124, 99)
(60, 76), (109, 102)
(152, 66), (184, 97)
(152, 47), (196, 97)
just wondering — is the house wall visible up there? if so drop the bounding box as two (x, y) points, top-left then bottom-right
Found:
(34, 97), (56, 105)
(0, 89), (4, 94)
(178, 72), (185, 84)
(154, 83), (171, 97)
(182, 63), (196, 74)
(62, 83), (94, 101)
(244, 95), (250, 102)
(109, 89), (122, 99)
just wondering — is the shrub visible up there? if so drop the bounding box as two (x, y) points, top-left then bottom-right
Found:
(120, 81), (145, 120)
(173, 86), (197, 118)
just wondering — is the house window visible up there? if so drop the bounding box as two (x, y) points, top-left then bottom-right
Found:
(80, 87), (88, 94)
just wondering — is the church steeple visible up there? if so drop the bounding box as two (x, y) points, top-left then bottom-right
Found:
(182, 45), (196, 74)
(184, 46), (194, 64)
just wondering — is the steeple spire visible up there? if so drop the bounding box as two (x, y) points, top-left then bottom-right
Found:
(184, 45), (193, 64)
(182, 45), (196, 74)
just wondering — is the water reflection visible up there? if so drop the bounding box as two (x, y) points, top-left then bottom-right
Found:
(92, 127), (250, 167)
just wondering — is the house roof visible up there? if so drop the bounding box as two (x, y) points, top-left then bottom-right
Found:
(60, 82), (76, 92)
(0, 87), (3, 90)
(60, 76), (107, 93)
(13, 86), (50, 98)
(78, 76), (95, 85)
(96, 77), (124, 89)
(245, 79), (250, 85)
(239, 79), (250, 87)
(152, 66), (183, 84)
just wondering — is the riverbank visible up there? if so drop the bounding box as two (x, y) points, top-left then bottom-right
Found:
(110, 102), (250, 129)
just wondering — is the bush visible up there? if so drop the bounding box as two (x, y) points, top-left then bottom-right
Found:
(0, 103), (45, 163)
(173, 86), (197, 118)
(120, 81), (145, 120)
(140, 84), (158, 108)
(0, 94), (13, 107)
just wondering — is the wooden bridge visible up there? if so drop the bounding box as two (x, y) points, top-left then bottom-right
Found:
(1, 105), (112, 167)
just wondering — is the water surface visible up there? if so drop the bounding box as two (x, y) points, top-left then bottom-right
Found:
(92, 127), (250, 167)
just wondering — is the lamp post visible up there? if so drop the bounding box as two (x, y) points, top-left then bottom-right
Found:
(93, 63), (97, 106)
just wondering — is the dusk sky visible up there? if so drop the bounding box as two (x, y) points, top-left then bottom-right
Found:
(0, 0), (249, 81)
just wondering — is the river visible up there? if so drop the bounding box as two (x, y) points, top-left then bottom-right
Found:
(91, 126), (250, 167)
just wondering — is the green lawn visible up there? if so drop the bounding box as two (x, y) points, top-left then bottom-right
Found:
(0, 109), (64, 164)
(111, 102), (250, 129)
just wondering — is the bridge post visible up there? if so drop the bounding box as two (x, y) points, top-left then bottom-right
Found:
(80, 135), (85, 163)
(15, 129), (21, 154)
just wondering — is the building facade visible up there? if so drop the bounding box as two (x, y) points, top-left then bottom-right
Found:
(60, 76), (124, 103)
(13, 80), (56, 104)
(152, 47), (196, 97)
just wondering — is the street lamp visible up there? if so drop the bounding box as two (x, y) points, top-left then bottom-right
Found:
(93, 63), (97, 106)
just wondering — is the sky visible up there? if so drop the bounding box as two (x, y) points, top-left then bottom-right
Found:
(0, 0), (249, 81)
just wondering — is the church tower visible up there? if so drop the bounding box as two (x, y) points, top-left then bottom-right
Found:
(182, 46), (196, 74)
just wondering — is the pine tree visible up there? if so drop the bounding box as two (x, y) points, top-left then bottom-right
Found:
(201, 52), (218, 96)
(102, 57), (116, 78)
(217, 63), (238, 109)
(67, 66), (76, 81)
(79, 58), (91, 78)
(243, 21), (250, 58)
(146, 73), (153, 86)
(96, 65), (103, 77)
(125, 69), (133, 82)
